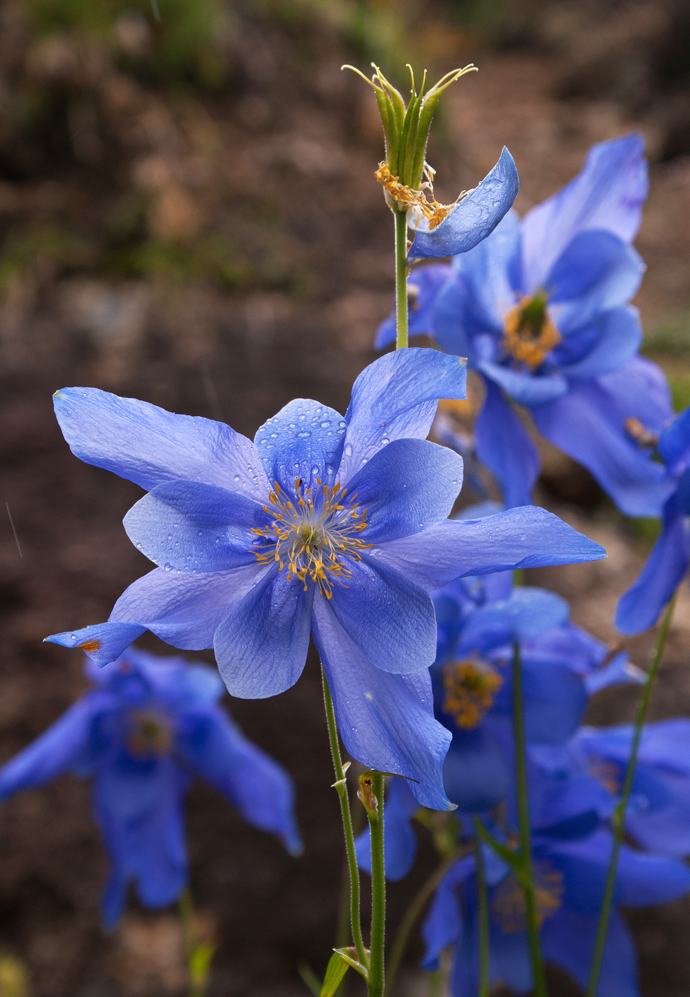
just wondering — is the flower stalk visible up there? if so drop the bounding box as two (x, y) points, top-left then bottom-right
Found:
(586, 592), (678, 997)
(367, 772), (386, 997)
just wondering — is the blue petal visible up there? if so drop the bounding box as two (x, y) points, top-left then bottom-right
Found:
(374, 264), (452, 350)
(124, 481), (264, 573)
(532, 378), (673, 517)
(330, 557), (436, 675)
(339, 349), (467, 484)
(547, 231), (644, 333)
(516, 659), (587, 744)
(46, 622), (147, 667)
(312, 598), (453, 810)
(107, 563), (265, 652)
(355, 776), (420, 881)
(176, 706), (301, 854)
(449, 210), (523, 330)
(658, 406), (690, 474)
(457, 588), (569, 653)
(348, 438), (463, 542)
(213, 568), (312, 698)
(255, 398), (346, 493)
(408, 148), (519, 259)
(479, 362), (569, 406)
(541, 908), (639, 997)
(422, 858), (474, 968)
(374, 507), (606, 592)
(475, 381), (540, 508)
(53, 387), (269, 501)
(598, 356), (673, 433)
(442, 726), (512, 813)
(94, 755), (187, 926)
(522, 134), (648, 291)
(559, 307), (642, 379)
(616, 503), (689, 635)
(0, 698), (96, 797)
(493, 927), (532, 994)
(432, 273), (485, 364)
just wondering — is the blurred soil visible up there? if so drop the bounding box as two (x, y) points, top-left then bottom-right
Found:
(1, 0), (690, 994)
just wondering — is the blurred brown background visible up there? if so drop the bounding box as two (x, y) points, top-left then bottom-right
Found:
(2, 0), (690, 993)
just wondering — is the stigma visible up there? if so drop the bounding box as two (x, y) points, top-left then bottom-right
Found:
(502, 292), (561, 369)
(252, 479), (370, 598)
(442, 659), (503, 729)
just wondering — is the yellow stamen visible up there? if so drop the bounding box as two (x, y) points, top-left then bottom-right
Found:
(588, 755), (622, 796)
(492, 863), (564, 933)
(502, 294), (561, 369)
(442, 659), (503, 729)
(374, 162), (462, 230)
(128, 711), (173, 756)
(251, 479), (371, 599)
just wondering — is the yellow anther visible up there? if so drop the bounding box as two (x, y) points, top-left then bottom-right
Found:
(252, 479), (371, 598)
(374, 162), (460, 230)
(502, 294), (561, 369)
(128, 711), (173, 756)
(588, 755), (622, 796)
(442, 659), (503, 729)
(492, 863), (564, 933)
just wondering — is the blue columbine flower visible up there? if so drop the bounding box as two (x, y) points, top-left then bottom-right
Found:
(616, 404), (690, 634)
(422, 785), (690, 997)
(0, 648), (301, 928)
(533, 719), (690, 856)
(376, 135), (672, 515)
(423, 829), (690, 997)
(432, 571), (638, 814)
(46, 349), (605, 810)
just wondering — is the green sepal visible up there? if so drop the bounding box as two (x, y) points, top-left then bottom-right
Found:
(333, 947), (370, 981)
(320, 952), (351, 996)
(473, 816), (524, 874)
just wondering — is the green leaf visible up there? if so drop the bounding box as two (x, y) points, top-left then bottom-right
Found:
(333, 947), (370, 980)
(189, 942), (216, 986)
(473, 818), (523, 872)
(320, 953), (350, 997)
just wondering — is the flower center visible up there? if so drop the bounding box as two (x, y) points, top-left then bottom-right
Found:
(588, 754), (622, 796)
(502, 292), (561, 370)
(492, 862), (564, 933)
(624, 417), (659, 449)
(127, 710), (173, 756)
(252, 479), (371, 598)
(442, 659), (503, 729)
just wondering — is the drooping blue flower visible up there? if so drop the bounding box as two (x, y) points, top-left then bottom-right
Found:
(422, 824), (690, 997)
(431, 571), (638, 813)
(533, 719), (690, 856)
(377, 135), (672, 516)
(46, 349), (605, 810)
(616, 404), (690, 634)
(0, 648), (301, 928)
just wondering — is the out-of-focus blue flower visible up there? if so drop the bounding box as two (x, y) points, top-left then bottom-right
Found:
(0, 648), (301, 928)
(46, 349), (605, 811)
(432, 571), (638, 813)
(422, 824), (690, 997)
(617, 404), (690, 634)
(377, 135), (671, 516)
(533, 719), (690, 855)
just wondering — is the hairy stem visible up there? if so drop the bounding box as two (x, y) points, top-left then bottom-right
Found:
(394, 209), (409, 349)
(368, 773), (386, 997)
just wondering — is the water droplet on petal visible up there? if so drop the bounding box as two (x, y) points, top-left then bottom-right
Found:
(164, 563), (173, 571)
(320, 420), (331, 428)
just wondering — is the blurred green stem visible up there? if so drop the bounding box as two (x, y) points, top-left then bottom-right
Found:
(586, 593), (677, 997)
(368, 772), (386, 997)
(322, 667), (369, 969)
(178, 887), (213, 997)
(512, 641), (547, 997)
(394, 209), (408, 349)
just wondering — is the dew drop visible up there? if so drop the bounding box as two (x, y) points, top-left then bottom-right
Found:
(344, 443), (353, 457)
(320, 420), (331, 428)
(164, 563), (173, 571)
(297, 430), (311, 438)
(233, 474), (241, 482)
(167, 533), (173, 540)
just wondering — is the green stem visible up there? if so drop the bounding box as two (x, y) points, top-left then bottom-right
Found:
(178, 888), (206, 997)
(368, 772), (386, 997)
(394, 209), (408, 349)
(512, 642), (547, 997)
(321, 668), (369, 969)
(586, 593), (677, 997)
(428, 967), (444, 997)
(472, 818), (490, 997)
(385, 847), (464, 997)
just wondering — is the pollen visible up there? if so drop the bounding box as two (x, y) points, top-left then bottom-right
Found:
(625, 417), (659, 449)
(79, 638), (102, 653)
(374, 162), (459, 231)
(251, 479), (371, 598)
(502, 293), (561, 370)
(492, 863), (564, 933)
(442, 659), (503, 729)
